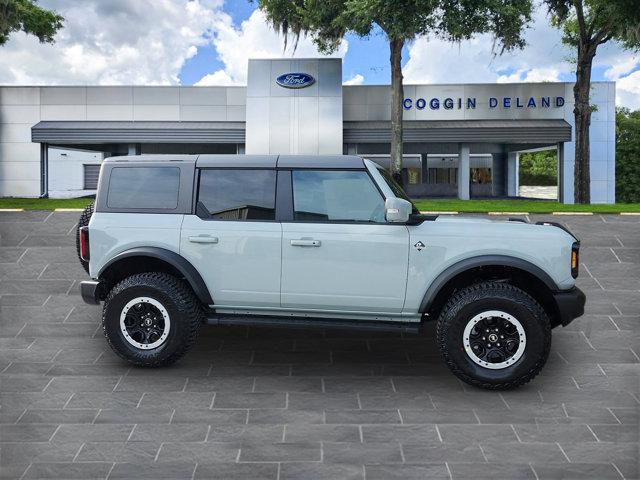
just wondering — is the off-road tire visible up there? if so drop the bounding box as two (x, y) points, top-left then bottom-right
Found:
(102, 272), (203, 367)
(76, 202), (94, 274)
(436, 282), (551, 390)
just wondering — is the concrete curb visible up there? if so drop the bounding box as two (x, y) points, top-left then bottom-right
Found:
(552, 212), (593, 215)
(420, 211), (459, 215)
(0, 208), (24, 212)
(54, 208), (84, 212)
(417, 211), (639, 216)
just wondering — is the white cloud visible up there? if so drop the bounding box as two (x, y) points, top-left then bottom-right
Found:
(195, 70), (236, 86)
(403, 10), (571, 85)
(497, 67), (561, 83)
(196, 9), (348, 86)
(0, 0), (224, 85)
(604, 54), (639, 81)
(343, 74), (364, 85)
(616, 70), (640, 109)
(402, 8), (639, 108)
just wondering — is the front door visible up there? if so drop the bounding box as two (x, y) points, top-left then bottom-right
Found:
(180, 168), (281, 308)
(281, 169), (409, 313)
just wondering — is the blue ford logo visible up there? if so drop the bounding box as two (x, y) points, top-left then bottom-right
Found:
(276, 72), (315, 89)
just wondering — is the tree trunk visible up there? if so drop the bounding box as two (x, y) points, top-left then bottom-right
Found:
(573, 47), (595, 204)
(389, 37), (404, 185)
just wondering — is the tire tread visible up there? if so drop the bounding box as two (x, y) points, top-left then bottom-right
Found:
(436, 281), (551, 390)
(102, 272), (202, 367)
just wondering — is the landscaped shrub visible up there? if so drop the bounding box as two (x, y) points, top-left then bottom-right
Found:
(519, 150), (558, 186)
(616, 108), (640, 203)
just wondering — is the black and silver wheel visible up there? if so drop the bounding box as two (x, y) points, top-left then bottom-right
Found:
(436, 282), (551, 390)
(463, 310), (526, 369)
(103, 272), (202, 367)
(120, 297), (171, 350)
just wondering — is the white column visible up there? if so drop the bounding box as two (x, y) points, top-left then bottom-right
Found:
(558, 142), (571, 204)
(507, 151), (519, 197)
(127, 144), (139, 155)
(457, 143), (470, 200)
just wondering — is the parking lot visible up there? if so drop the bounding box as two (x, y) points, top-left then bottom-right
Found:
(0, 211), (638, 480)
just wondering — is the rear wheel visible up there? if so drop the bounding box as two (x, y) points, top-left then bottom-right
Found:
(76, 202), (94, 274)
(102, 272), (202, 367)
(436, 282), (551, 390)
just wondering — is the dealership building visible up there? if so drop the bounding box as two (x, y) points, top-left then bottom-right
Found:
(0, 58), (616, 203)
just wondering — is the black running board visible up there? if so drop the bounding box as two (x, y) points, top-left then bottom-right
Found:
(205, 314), (421, 334)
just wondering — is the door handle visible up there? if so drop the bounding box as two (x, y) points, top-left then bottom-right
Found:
(188, 235), (219, 244)
(290, 239), (321, 247)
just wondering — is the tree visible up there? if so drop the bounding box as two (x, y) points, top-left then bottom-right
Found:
(0, 0), (63, 46)
(544, 0), (640, 204)
(615, 107), (640, 203)
(519, 150), (558, 186)
(258, 0), (532, 183)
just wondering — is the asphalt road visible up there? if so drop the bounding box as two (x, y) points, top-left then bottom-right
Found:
(0, 211), (638, 480)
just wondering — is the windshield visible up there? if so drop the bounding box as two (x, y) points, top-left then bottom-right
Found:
(376, 166), (419, 214)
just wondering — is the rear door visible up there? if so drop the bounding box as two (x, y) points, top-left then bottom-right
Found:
(280, 169), (410, 313)
(180, 168), (281, 308)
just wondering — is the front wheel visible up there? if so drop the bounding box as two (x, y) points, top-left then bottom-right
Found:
(102, 272), (203, 367)
(436, 282), (551, 390)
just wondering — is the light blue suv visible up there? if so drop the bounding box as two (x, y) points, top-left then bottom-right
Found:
(78, 154), (585, 389)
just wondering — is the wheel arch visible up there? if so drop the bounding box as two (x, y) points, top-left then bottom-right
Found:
(98, 247), (213, 306)
(420, 255), (562, 327)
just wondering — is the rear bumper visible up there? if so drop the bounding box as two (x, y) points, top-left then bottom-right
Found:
(80, 280), (102, 305)
(553, 287), (586, 327)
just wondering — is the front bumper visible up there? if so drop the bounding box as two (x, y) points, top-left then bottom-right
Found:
(553, 287), (586, 327)
(80, 280), (102, 305)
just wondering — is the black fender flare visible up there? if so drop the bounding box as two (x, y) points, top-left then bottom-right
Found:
(98, 247), (213, 305)
(419, 255), (559, 313)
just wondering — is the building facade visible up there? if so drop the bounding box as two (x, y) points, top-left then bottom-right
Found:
(0, 58), (616, 203)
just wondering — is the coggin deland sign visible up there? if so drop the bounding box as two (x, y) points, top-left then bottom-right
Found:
(403, 95), (565, 110)
(275, 71), (567, 111)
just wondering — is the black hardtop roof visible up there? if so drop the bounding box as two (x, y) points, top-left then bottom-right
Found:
(103, 154), (365, 169)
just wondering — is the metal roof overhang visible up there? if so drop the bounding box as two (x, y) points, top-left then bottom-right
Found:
(32, 121), (246, 144)
(344, 119), (572, 144)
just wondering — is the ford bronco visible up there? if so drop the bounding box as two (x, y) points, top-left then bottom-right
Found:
(78, 154), (585, 389)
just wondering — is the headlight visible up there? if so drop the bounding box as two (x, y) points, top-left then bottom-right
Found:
(571, 242), (580, 278)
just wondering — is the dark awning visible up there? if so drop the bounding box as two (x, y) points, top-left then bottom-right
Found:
(32, 121), (246, 144)
(343, 119), (572, 144)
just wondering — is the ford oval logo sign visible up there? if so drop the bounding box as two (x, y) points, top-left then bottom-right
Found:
(276, 72), (315, 89)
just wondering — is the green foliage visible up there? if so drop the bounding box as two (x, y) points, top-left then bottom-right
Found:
(546, 0), (640, 50)
(0, 0), (63, 45)
(519, 150), (558, 186)
(2, 196), (638, 214)
(258, 0), (532, 53)
(0, 197), (93, 210)
(412, 198), (640, 213)
(616, 108), (640, 203)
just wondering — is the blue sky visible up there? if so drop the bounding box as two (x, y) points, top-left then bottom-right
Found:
(179, 2), (405, 86)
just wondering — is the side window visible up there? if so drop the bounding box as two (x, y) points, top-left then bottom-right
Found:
(197, 169), (276, 220)
(292, 170), (385, 222)
(107, 167), (180, 209)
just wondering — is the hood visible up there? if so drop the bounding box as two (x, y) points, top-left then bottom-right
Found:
(419, 215), (578, 243)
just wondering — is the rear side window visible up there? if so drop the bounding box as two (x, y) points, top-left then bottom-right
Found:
(197, 169), (276, 220)
(107, 167), (180, 209)
(292, 170), (385, 222)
